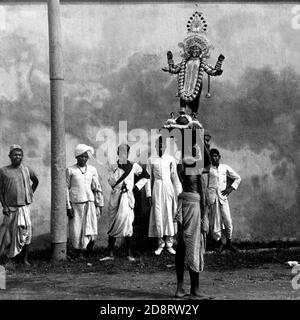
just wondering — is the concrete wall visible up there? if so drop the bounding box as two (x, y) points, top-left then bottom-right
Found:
(0, 3), (299, 247)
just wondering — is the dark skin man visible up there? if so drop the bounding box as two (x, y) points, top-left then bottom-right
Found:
(67, 151), (102, 258)
(210, 151), (234, 197)
(1, 148), (39, 265)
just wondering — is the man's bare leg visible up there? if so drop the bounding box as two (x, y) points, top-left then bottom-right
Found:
(125, 236), (135, 261)
(189, 267), (205, 299)
(189, 267), (213, 300)
(86, 240), (95, 258)
(175, 237), (185, 298)
(226, 238), (238, 253)
(21, 244), (31, 266)
(108, 235), (116, 258)
(0, 225), (7, 256)
(99, 236), (116, 261)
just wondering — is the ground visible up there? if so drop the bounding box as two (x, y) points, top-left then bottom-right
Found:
(1, 245), (300, 300)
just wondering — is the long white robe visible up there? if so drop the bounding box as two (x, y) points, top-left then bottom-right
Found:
(107, 163), (147, 238)
(146, 154), (182, 238)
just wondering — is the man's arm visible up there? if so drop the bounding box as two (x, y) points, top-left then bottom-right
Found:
(66, 168), (73, 212)
(133, 164), (150, 192)
(0, 169), (9, 214)
(92, 168), (104, 207)
(201, 165), (211, 174)
(226, 165), (241, 190)
(29, 170), (39, 193)
(221, 165), (241, 196)
(145, 159), (152, 206)
(170, 158), (182, 196)
(91, 168), (104, 217)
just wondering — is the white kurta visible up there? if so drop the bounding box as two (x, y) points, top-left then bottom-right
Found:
(146, 154), (182, 238)
(107, 162), (147, 238)
(66, 164), (104, 249)
(206, 164), (241, 205)
(206, 163), (241, 240)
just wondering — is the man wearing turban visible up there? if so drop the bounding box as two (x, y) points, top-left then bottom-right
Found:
(66, 144), (104, 258)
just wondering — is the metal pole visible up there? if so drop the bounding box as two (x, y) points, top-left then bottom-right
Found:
(47, 0), (67, 261)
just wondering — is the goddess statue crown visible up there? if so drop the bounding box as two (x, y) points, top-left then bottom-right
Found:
(179, 11), (213, 58)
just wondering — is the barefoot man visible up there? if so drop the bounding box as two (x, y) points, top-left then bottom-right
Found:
(175, 142), (209, 299)
(0, 145), (39, 265)
(207, 148), (241, 253)
(66, 144), (104, 258)
(103, 144), (149, 262)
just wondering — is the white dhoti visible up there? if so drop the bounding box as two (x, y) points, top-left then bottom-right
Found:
(107, 189), (134, 238)
(69, 201), (98, 249)
(0, 206), (31, 258)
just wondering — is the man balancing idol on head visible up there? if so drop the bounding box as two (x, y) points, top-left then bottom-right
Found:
(66, 144), (104, 258)
(175, 139), (210, 300)
(0, 144), (39, 266)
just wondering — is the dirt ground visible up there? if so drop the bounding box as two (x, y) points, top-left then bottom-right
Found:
(1, 246), (300, 300)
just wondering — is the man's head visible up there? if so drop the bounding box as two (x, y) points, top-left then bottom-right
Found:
(210, 148), (221, 166)
(74, 144), (94, 167)
(9, 145), (23, 167)
(76, 152), (89, 167)
(117, 143), (130, 163)
(155, 137), (166, 157)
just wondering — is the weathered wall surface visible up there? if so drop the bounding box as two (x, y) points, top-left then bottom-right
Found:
(0, 3), (299, 247)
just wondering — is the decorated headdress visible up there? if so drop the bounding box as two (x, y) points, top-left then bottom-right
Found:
(179, 11), (213, 58)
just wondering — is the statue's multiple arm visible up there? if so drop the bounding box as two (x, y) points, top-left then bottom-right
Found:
(162, 51), (181, 74)
(203, 54), (225, 76)
(162, 51), (225, 76)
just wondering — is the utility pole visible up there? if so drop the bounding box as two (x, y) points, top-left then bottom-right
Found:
(47, 0), (67, 261)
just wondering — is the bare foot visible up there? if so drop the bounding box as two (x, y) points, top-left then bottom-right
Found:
(23, 260), (31, 266)
(99, 256), (114, 262)
(175, 287), (186, 298)
(127, 256), (136, 262)
(190, 293), (214, 300)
